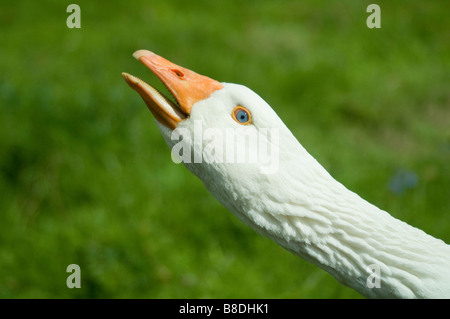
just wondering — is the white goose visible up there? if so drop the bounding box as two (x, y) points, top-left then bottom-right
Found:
(122, 50), (450, 298)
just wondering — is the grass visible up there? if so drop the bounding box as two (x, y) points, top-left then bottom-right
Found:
(0, 0), (449, 298)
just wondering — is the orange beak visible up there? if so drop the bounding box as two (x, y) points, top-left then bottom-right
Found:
(122, 50), (223, 130)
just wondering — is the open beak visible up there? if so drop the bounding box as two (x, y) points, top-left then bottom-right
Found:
(122, 50), (223, 130)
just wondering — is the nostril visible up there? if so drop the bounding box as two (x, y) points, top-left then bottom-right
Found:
(172, 69), (184, 78)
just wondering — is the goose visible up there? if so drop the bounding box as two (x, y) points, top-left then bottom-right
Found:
(122, 50), (450, 299)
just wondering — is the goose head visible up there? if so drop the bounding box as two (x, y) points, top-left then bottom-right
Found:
(122, 50), (315, 230)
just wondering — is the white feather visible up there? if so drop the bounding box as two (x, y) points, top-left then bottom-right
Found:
(156, 83), (450, 298)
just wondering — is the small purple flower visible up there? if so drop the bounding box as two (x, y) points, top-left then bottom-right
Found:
(388, 168), (419, 195)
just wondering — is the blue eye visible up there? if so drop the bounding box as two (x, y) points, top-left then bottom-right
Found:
(232, 106), (251, 124)
(236, 110), (248, 122)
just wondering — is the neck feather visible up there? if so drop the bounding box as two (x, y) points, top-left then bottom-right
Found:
(251, 166), (450, 298)
(221, 147), (450, 298)
(193, 127), (450, 298)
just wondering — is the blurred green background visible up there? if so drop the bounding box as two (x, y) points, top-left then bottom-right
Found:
(0, 0), (449, 298)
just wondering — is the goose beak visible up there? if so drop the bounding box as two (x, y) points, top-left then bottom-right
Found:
(122, 50), (223, 130)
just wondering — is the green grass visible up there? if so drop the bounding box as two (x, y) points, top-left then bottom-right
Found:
(0, 0), (449, 298)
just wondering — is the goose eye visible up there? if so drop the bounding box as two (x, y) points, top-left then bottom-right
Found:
(232, 106), (251, 125)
